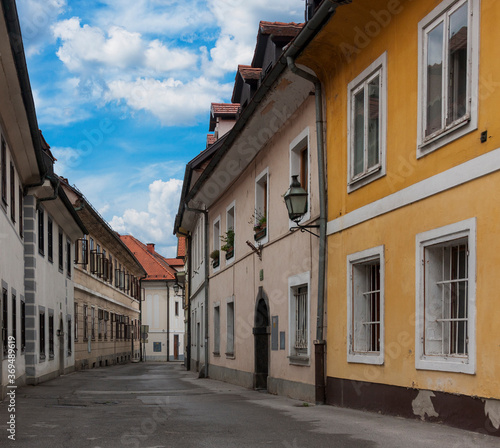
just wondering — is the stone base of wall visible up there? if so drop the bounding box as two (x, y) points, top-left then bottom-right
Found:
(208, 364), (254, 389)
(326, 376), (500, 437)
(75, 351), (133, 371)
(267, 376), (315, 403)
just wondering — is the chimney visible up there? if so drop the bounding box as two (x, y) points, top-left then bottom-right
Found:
(147, 243), (155, 254)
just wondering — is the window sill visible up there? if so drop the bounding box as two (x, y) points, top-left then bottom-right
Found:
(225, 353), (235, 359)
(348, 165), (384, 193)
(39, 355), (46, 362)
(288, 355), (310, 366)
(213, 352), (220, 357)
(347, 352), (384, 365)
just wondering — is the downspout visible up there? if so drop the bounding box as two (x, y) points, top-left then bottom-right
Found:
(167, 281), (170, 362)
(185, 204), (209, 380)
(287, 56), (327, 404)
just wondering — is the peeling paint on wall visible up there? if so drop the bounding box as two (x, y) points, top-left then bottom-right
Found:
(412, 390), (439, 420)
(484, 399), (500, 430)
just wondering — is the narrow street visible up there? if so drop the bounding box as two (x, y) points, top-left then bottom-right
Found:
(0, 363), (497, 447)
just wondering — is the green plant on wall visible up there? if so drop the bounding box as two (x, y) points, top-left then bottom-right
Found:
(220, 229), (235, 252)
(248, 210), (266, 231)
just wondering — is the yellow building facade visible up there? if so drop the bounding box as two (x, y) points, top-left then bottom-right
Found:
(300, 0), (500, 435)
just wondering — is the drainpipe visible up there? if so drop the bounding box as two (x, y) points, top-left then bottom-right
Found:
(166, 281), (170, 362)
(287, 56), (327, 404)
(184, 204), (209, 379)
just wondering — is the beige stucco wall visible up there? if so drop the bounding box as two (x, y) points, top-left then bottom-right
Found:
(208, 96), (320, 397)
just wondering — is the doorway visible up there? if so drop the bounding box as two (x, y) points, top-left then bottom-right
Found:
(253, 287), (270, 390)
(58, 316), (64, 375)
(174, 334), (179, 360)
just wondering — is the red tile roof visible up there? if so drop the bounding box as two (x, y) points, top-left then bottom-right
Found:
(238, 65), (262, 81)
(119, 235), (178, 281)
(163, 258), (184, 267)
(211, 103), (240, 116)
(177, 237), (186, 258)
(259, 21), (304, 37)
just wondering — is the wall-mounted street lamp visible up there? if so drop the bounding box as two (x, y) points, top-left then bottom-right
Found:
(173, 271), (186, 297)
(284, 175), (319, 238)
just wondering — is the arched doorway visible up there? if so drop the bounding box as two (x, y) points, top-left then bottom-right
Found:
(253, 287), (270, 390)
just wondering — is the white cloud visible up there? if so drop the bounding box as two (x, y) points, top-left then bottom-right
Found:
(110, 179), (183, 257)
(105, 77), (233, 126)
(52, 18), (197, 76)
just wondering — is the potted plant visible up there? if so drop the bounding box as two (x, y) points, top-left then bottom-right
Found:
(220, 229), (235, 259)
(253, 212), (267, 241)
(210, 250), (220, 268)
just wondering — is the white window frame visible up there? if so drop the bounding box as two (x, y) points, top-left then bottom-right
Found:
(289, 127), (311, 227)
(288, 271), (311, 364)
(213, 302), (220, 355)
(226, 297), (235, 357)
(347, 246), (385, 365)
(417, 0), (480, 157)
(255, 167), (269, 244)
(225, 201), (235, 265)
(415, 218), (476, 374)
(212, 215), (221, 273)
(347, 52), (387, 192)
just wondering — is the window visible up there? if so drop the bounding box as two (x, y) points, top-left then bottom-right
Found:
(39, 311), (46, 360)
(2, 289), (7, 356)
(226, 301), (234, 356)
(1, 137), (6, 205)
(21, 301), (25, 352)
(290, 128), (311, 224)
(91, 307), (95, 340)
(212, 216), (221, 270)
(48, 313), (54, 358)
(110, 313), (114, 340)
(104, 311), (109, 340)
(10, 162), (15, 222)
(224, 202), (235, 262)
(74, 303), (78, 341)
(66, 240), (71, 278)
(11, 295), (16, 351)
(83, 305), (88, 340)
(68, 318), (72, 355)
(213, 305), (220, 355)
(418, 0), (479, 155)
(175, 301), (179, 317)
(254, 169), (269, 243)
(288, 272), (311, 363)
(416, 218), (476, 374)
(97, 310), (104, 340)
(75, 237), (88, 266)
(47, 217), (53, 262)
(347, 52), (387, 191)
(347, 246), (385, 365)
(18, 187), (23, 237)
(109, 255), (113, 284)
(38, 208), (44, 255)
(58, 230), (63, 270)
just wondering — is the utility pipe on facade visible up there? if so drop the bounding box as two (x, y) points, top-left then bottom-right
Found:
(184, 203), (209, 379)
(166, 281), (170, 362)
(286, 56), (327, 404)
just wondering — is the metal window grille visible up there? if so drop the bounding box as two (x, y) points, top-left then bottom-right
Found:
(294, 286), (308, 352)
(48, 314), (54, 357)
(361, 263), (381, 352)
(425, 240), (469, 356)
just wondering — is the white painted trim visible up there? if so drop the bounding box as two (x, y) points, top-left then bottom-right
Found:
(415, 218), (476, 374)
(255, 167), (269, 245)
(327, 146), (500, 235)
(346, 246), (385, 365)
(288, 271), (311, 360)
(225, 201), (236, 266)
(289, 127), (311, 227)
(417, 0), (480, 157)
(212, 215), (221, 273)
(347, 52), (387, 192)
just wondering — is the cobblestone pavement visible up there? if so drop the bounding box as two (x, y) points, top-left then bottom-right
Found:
(0, 362), (498, 447)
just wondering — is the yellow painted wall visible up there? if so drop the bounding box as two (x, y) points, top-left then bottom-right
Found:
(298, 0), (500, 398)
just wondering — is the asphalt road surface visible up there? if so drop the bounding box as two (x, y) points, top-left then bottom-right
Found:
(0, 362), (497, 447)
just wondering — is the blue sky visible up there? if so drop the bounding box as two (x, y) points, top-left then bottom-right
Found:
(17, 0), (305, 257)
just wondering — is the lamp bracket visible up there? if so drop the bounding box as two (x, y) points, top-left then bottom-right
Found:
(291, 223), (320, 238)
(246, 240), (262, 260)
